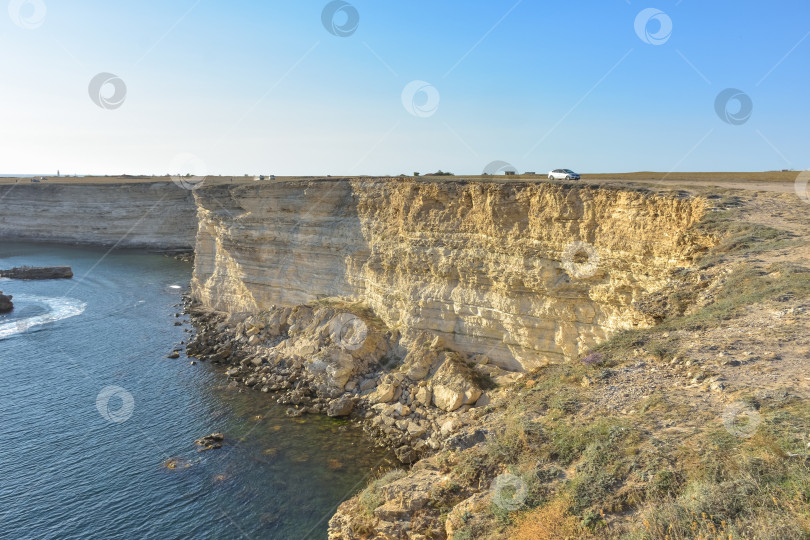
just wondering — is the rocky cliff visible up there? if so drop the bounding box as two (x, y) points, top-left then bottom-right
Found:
(191, 179), (708, 371)
(0, 183), (196, 249)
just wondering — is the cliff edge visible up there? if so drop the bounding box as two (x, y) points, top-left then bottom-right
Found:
(191, 178), (709, 371)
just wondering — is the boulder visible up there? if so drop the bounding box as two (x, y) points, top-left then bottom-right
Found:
(327, 395), (355, 417)
(359, 378), (377, 392)
(402, 348), (440, 381)
(406, 421), (427, 438)
(325, 349), (355, 390)
(394, 445), (420, 464)
(0, 292), (12, 313)
(415, 386), (432, 407)
(369, 383), (397, 404)
(430, 354), (483, 412)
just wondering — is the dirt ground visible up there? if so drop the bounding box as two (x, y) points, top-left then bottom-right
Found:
(586, 184), (810, 445)
(0, 170), (803, 194)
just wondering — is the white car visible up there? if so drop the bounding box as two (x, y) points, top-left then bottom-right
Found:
(548, 169), (581, 180)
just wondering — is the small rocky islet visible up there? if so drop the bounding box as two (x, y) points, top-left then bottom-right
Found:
(0, 266), (73, 280)
(0, 266), (74, 314)
(0, 292), (13, 313)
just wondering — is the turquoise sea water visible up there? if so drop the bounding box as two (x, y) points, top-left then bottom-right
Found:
(0, 243), (390, 539)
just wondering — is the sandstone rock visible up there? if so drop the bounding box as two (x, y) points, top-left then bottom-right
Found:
(474, 392), (491, 408)
(492, 371), (522, 386)
(327, 396), (355, 417)
(445, 428), (490, 451)
(412, 387), (430, 408)
(391, 403), (411, 417)
(326, 350), (356, 389)
(369, 383), (397, 404)
(440, 418), (461, 437)
(445, 493), (489, 539)
(403, 353), (436, 381)
(430, 354), (483, 412)
(407, 421), (426, 438)
(394, 445), (420, 464)
(472, 354), (489, 365)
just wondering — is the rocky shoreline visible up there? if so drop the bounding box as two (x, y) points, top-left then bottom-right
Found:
(181, 297), (524, 465)
(0, 292), (12, 313)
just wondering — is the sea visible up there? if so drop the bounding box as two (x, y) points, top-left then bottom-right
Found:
(0, 242), (391, 539)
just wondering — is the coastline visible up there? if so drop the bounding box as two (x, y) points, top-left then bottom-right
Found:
(3, 175), (809, 537)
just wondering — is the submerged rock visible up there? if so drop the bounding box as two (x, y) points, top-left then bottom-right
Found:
(194, 432), (225, 451)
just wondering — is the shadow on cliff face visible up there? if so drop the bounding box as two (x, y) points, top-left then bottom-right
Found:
(191, 181), (367, 311)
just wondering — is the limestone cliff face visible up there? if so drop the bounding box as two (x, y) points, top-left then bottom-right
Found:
(0, 183), (196, 249)
(192, 179), (707, 371)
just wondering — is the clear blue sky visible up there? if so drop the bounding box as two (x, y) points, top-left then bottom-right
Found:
(1, 0), (808, 175)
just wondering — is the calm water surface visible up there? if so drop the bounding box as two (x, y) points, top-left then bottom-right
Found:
(0, 243), (391, 540)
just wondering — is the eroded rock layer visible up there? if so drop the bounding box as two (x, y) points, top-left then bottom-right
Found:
(0, 183), (196, 249)
(192, 179), (708, 371)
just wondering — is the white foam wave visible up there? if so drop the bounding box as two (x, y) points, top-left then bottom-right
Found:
(0, 294), (87, 339)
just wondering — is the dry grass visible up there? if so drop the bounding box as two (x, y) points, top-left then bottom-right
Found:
(582, 170), (798, 183)
(512, 497), (595, 540)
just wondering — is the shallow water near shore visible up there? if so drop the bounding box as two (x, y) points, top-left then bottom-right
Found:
(0, 242), (392, 539)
